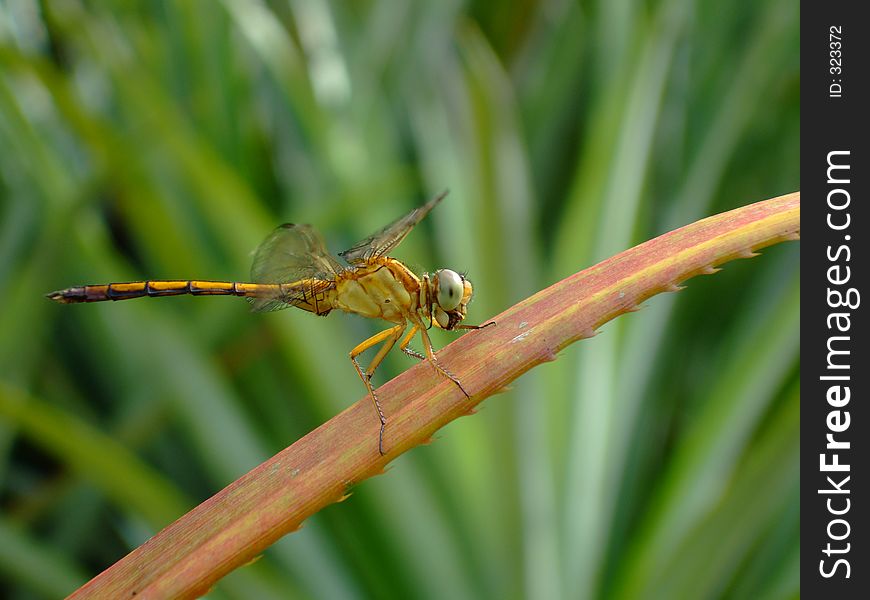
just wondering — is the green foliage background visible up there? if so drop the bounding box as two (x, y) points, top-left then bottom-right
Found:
(1, 1), (798, 598)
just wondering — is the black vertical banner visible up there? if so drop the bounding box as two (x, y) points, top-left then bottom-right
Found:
(802, 1), (869, 598)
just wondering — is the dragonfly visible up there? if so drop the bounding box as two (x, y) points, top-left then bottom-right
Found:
(47, 191), (490, 455)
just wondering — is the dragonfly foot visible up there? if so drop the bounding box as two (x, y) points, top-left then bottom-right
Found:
(402, 346), (426, 361)
(430, 359), (470, 398)
(370, 392), (387, 456)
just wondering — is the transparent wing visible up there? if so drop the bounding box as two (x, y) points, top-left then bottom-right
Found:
(338, 190), (448, 264)
(248, 223), (343, 312)
(248, 278), (337, 313)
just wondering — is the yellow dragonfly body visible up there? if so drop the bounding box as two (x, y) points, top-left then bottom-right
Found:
(48, 192), (485, 454)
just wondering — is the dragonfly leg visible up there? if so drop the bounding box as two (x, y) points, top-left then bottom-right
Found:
(455, 321), (496, 331)
(398, 324), (425, 360)
(412, 316), (470, 398)
(349, 323), (405, 455)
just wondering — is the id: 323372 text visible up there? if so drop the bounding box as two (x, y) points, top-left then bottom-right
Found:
(829, 25), (843, 98)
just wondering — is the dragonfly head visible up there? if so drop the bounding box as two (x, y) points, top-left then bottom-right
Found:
(431, 269), (473, 330)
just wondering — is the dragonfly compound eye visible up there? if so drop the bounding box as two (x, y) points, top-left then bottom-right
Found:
(435, 269), (463, 311)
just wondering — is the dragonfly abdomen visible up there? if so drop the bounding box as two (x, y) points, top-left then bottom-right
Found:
(46, 280), (281, 303)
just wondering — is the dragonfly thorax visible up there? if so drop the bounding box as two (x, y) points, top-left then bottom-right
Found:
(425, 269), (474, 330)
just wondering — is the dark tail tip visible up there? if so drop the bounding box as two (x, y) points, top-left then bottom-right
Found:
(46, 288), (80, 303)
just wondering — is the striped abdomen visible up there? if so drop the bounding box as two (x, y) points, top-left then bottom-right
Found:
(45, 280), (335, 315)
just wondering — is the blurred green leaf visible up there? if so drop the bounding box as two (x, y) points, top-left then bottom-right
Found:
(0, 516), (87, 599)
